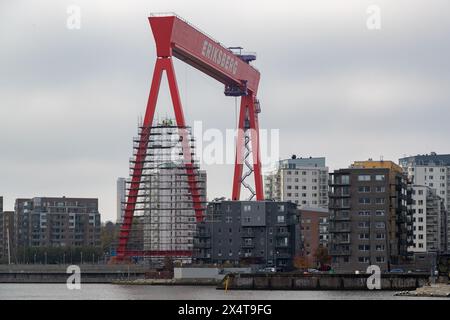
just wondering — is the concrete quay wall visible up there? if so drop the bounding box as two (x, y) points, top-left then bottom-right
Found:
(220, 273), (430, 290)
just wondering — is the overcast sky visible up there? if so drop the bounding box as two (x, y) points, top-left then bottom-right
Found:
(1, 0), (449, 221)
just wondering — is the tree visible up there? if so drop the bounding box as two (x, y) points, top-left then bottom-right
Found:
(163, 256), (174, 272)
(313, 246), (331, 267)
(101, 221), (119, 252)
(293, 255), (310, 270)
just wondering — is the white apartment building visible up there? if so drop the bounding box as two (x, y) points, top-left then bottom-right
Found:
(142, 165), (207, 259)
(128, 120), (207, 263)
(116, 177), (126, 224)
(408, 185), (446, 253)
(265, 156), (328, 210)
(400, 153), (450, 252)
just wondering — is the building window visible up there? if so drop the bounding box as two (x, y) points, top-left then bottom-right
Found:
(375, 222), (385, 229)
(375, 233), (385, 239)
(277, 215), (285, 223)
(359, 198), (371, 204)
(375, 175), (385, 181)
(358, 222), (370, 228)
(376, 256), (385, 263)
(375, 210), (385, 216)
(358, 211), (371, 216)
(375, 245), (385, 251)
(375, 186), (385, 192)
(358, 186), (371, 193)
(243, 205), (251, 212)
(358, 175), (371, 181)
(375, 198), (385, 204)
(358, 257), (370, 263)
(341, 175), (350, 184)
(359, 233), (370, 240)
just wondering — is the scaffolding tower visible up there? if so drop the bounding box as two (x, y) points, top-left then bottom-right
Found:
(123, 119), (207, 264)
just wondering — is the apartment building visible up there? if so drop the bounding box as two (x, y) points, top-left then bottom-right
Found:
(408, 185), (447, 253)
(141, 165), (207, 260)
(116, 177), (126, 224)
(125, 120), (207, 263)
(298, 207), (329, 267)
(399, 152), (450, 252)
(265, 155), (328, 209)
(0, 210), (14, 263)
(194, 201), (300, 270)
(328, 161), (412, 272)
(14, 197), (101, 249)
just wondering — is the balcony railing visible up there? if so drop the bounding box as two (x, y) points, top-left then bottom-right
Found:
(329, 249), (351, 256)
(194, 242), (211, 248)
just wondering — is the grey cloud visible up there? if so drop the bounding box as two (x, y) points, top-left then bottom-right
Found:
(1, 0), (449, 220)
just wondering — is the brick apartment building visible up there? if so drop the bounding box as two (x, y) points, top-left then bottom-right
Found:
(14, 197), (101, 249)
(298, 207), (329, 267)
(328, 161), (412, 272)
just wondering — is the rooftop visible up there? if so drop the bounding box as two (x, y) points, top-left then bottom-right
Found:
(399, 152), (450, 166)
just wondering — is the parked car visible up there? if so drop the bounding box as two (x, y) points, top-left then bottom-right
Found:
(389, 268), (405, 273)
(256, 267), (276, 273)
(307, 268), (320, 273)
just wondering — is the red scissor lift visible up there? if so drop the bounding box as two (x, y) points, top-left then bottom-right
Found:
(116, 13), (263, 261)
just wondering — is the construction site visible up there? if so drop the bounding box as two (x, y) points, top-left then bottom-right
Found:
(114, 13), (263, 265)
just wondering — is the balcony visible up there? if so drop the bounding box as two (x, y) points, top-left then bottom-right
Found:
(329, 249), (351, 256)
(195, 242), (211, 249)
(242, 243), (255, 248)
(329, 204), (351, 210)
(275, 252), (291, 259)
(333, 238), (351, 245)
(241, 231), (256, 238)
(196, 231), (211, 238)
(329, 193), (351, 198)
(331, 215), (350, 221)
(275, 231), (290, 237)
(330, 228), (351, 233)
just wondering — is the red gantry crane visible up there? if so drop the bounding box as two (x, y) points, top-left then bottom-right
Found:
(116, 13), (263, 260)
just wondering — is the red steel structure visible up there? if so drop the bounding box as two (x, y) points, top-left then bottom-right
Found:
(116, 13), (263, 260)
